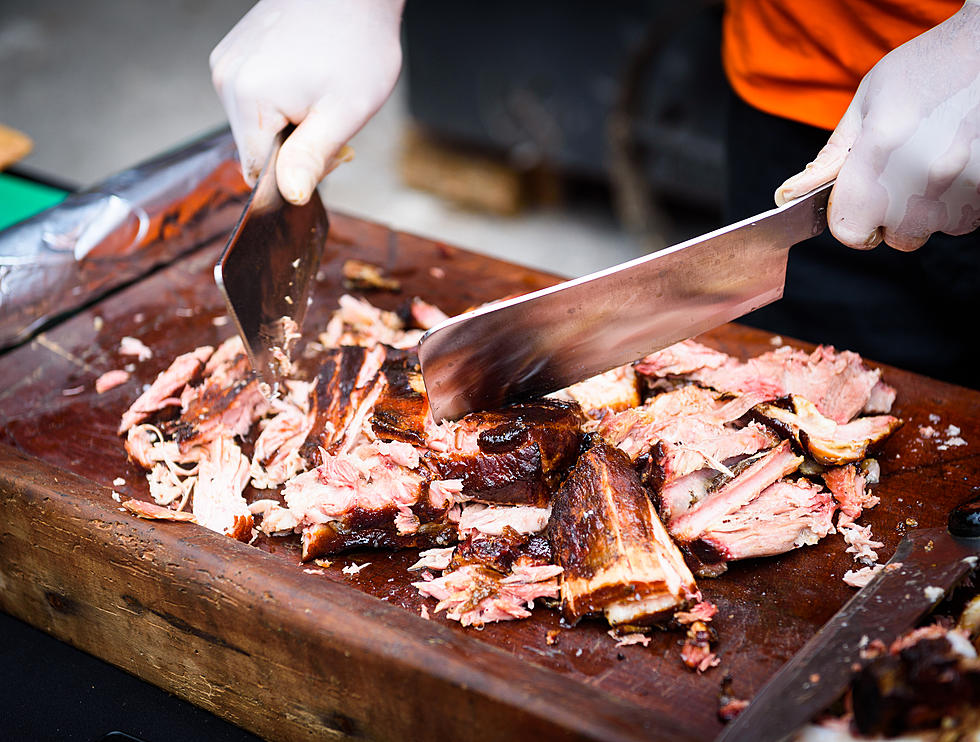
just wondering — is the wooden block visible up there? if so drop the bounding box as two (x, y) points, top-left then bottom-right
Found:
(399, 128), (526, 216)
(0, 123), (33, 170)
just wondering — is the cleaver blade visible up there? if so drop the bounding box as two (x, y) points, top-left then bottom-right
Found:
(418, 182), (832, 421)
(215, 127), (328, 393)
(715, 526), (980, 742)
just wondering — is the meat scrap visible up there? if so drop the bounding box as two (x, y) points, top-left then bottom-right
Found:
(547, 436), (699, 627)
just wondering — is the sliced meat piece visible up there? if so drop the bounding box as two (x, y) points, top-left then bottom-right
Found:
(636, 340), (895, 423)
(118, 345), (213, 434)
(426, 399), (584, 507)
(192, 436), (253, 542)
(299, 344), (387, 465)
(691, 479), (836, 563)
(599, 385), (766, 461)
(370, 346), (430, 445)
(283, 440), (456, 560)
(450, 527), (553, 574)
(550, 364), (640, 421)
(668, 440), (803, 544)
(413, 563), (562, 627)
(547, 437), (698, 626)
(752, 395), (902, 466)
(636, 422), (779, 493)
(457, 503), (552, 536)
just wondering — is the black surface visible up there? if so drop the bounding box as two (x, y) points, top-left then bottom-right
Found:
(0, 611), (262, 742)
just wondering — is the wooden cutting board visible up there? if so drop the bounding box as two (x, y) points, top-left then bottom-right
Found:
(1, 213), (978, 742)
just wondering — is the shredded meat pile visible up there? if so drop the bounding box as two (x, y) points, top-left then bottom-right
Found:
(116, 294), (902, 650)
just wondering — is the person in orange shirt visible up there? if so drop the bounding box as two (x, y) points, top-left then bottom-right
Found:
(723, 0), (979, 386)
(211, 0), (980, 386)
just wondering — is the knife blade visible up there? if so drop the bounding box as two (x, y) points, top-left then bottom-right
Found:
(716, 526), (980, 742)
(215, 126), (328, 393)
(418, 182), (832, 421)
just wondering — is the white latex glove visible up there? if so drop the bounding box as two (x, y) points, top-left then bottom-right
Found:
(775, 1), (980, 251)
(210, 0), (404, 204)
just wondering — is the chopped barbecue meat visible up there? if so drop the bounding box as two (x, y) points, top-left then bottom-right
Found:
(299, 344), (387, 465)
(167, 337), (270, 452)
(752, 395), (903, 467)
(426, 399), (584, 507)
(409, 297), (450, 330)
(692, 479), (836, 563)
(457, 503), (552, 535)
(669, 441), (804, 544)
(369, 346), (430, 445)
(550, 364), (640, 421)
(414, 563), (562, 627)
(634, 422), (779, 510)
(636, 340), (895, 424)
(282, 440), (458, 559)
(547, 436), (698, 627)
(250, 387), (315, 489)
(599, 385), (767, 460)
(319, 294), (423, 349)
(342, 259), (401, 292)
(822, 464), (878, 520)
(248, 498), (301, 534)
(118, 345), (213, 434)
(449, 527), (553, 574)
(192, 436), (253, 542)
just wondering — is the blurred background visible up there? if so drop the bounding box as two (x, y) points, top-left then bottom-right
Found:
(0, 0), (726, 278)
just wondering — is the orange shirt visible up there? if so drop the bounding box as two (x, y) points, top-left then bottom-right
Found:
(723, 0), (963, 131)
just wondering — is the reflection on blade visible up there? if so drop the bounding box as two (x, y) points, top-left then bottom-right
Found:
(419, 183), (831, 421)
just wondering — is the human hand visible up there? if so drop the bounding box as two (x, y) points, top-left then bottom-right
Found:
(774, 1), (980, 251)
(211, 0), (404, 205)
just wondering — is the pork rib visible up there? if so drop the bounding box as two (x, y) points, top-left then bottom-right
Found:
(547, 436), (698, 626)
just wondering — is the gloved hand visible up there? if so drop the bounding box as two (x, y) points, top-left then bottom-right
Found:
(774, 1), (980, 251)
(210, 0), (405, 205)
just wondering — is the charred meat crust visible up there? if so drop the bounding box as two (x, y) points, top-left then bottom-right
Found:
(450, 528), (552, 574)
(299, 346), (383, 465)
(370, 346), (429, 445)
(302, 508), (457, 560)
(548, 436), (697, 624)
(428, 399), (584, 506)
(749, 395), (903, 466)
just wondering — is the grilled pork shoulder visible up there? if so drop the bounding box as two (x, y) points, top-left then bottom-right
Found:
(636, 340), (896, 423)
(426, 399), (584, 506)
(547, 436), (698, 627)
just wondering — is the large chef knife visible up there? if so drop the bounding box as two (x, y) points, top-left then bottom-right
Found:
(716, 499), (980, 742)
(418, 182), (832, 421)
(215, 127), (328, 392)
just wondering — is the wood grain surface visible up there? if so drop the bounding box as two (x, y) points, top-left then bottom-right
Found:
(1, 212), (978, 742)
